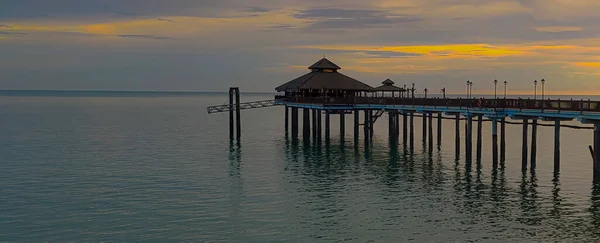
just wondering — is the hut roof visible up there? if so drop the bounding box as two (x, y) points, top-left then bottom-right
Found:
(373, 78), (406, 92)
(308, 58), (341, 70)
(275, 72), (373, 92)
(275, 58), (373, 92)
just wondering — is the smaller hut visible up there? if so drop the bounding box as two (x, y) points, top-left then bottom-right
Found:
(372, 79), (407, 98)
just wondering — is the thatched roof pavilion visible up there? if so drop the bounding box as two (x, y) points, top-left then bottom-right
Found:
(275, 58), (373, 97)
(372, 79), (407, 97)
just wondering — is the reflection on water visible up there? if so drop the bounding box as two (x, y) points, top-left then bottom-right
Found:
(278, 134), (600, 241)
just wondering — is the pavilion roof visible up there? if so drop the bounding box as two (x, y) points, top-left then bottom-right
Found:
(372, 78), (406, 92)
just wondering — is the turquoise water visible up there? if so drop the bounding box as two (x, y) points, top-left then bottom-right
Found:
(2, 91), (600, 242)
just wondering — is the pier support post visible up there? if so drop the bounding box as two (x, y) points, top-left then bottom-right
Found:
(476, 115), (483, 161)
(500, 117), (506, 163)
(455, 114), (460, 157)
(340, 111), (345, 136)
(325, 110), (330, 139)
(354, 110), (359, 141)
(531, 119), (538, 169)
(410, 112), (415, 149)
(291, 107), (299, 137)
(428, 112), (434, 153)
(303, 108), (310, 139)
(285, 105), (289, 133)
(492, 117), (499, 168)
(364, 110), (370, 143)
(229, 89), (234, 140)
(594, 124), (600, 183)
(235, 88), (241, 140)
(437, 113), (442, 146)
(394, 110), (400, 141)
(522, 119), (529, 171)
(369, 110), (374, 138)
(312, 109), (317, 140)
(466, 115), (473, 160)
(317, 110), (322, 140)
(403, 112), (408, 145)
(554, 120), (561, 174)
(422, 112), (427, 142)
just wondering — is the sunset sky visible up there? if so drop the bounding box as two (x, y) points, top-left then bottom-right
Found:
(1, 0), (600, 94)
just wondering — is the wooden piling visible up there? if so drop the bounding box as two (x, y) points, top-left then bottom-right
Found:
(403, 112), (408, 145)
(312, 109), (317, 139)
(455, 114), (460, 156)
(291, 107), (299, 137)
(395, 111), (400, 140)
(410, 112), (415, 149)
(303, 108), (310, 139)
(317, 109), (322, 140)
(492, 117), (498, 168)
(354, 110), (359, 141)
(428, 113), (434, 153)
(500, 117), (506, 162)
(388, 111), (394, 139)
(522, 119), (529, 171)
(477, 115), (483, 161)
(554, 120), (561, 174)
(229, 89), (234, 140)
(364, 110), (370, 142)
(325, 110), (330, 138)
(235, 89), (241, 140)
(437, 113), (442, 146)
(340, 111), (345, 135)
(285, 105), (289, 133)
(369, 110), (374, 138)
(531, 119), (538, 169)
(422, 112), (427, 142)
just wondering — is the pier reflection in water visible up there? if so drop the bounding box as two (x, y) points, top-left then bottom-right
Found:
(231, 130), (600, 241)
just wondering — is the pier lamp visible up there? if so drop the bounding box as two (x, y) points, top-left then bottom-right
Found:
(466, 80), (470, 98)
(504, 81), (507, 99)
(469, 81), (473, 99)
(412, 83), (415, 98)
(424, 88), (428, 98)
(541, 79), (546, 100)
(534, 80), (538, 100)
(494, 80), (498, 100)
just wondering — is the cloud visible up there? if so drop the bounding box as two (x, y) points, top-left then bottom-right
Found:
(535, 26), (583, 33)
(293, 8), (421, 29)
(0, 24), (11, 28)
(117, 34), (169, 40)
(244, 7), (272, 13)
(0, 31), (27, 35)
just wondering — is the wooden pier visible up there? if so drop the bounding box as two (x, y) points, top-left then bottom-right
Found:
(207, 58), (600, 184)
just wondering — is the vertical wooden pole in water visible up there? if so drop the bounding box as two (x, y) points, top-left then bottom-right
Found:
(492, 117), (498, 168)
(325, 110), (330, 139)
(317, 109), (322, 140)
(403, 112), (408, 145)
(312, 109), (317, 139)
(476, 115), (483, 161)
(410, 112), (415, 149)
(235, 88), (241, 141)
(354, 110), (359, 141)
(229, 88), (234, 140)
(500, 117), (506, 162)
(364, 110), (369, 143)
(369, 110), (374, 138)
(554, 120), (561, 174)
(291, 107), (299, 137)
(422, 112), (427, 142)
(303, 108), (310, 139)
(466, 115), (473, 160)
(455, 114), (460, 156)
(428, 112), (433, 153)
(531, 119), (538, 169)
(395, 111), (400, 140)
(388, 111), (394, 140)
(285, 105), (289, 133)
(437, 113), (442, 146)
(340, 110), (346, 136)
(522, 118), (529, 171)
(594, 124), (600, 183)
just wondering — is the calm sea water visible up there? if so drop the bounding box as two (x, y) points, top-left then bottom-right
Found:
(2, 91), (600, 242)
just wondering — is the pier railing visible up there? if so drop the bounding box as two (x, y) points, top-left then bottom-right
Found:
(279, 96), (600, 113)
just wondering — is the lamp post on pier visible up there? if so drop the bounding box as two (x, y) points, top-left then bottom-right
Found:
(469, 81), (473, 99)
(534, 80), (538, 100)
(494, 79), (498, 111)
(541, 78), (546, 100)
(441, 87), (446, 99)
(424, 88), (428, 98)
(504, 80), (507, 99)
(411, 83), (415, 98)
(466, 80), (471, 98)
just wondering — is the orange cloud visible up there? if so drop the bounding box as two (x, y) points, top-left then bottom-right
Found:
(535, 26), (583, 32)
